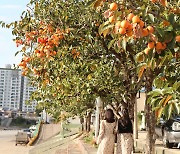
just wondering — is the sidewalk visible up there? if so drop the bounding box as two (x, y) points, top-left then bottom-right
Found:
(75, 137), (97, 154)
(76, 134), (141, 154)
(77, 131), (180, 154)
(51, 132), (144, 154)
(30, 131), (180, 154)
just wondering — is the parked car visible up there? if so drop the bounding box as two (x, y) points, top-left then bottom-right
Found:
(155, 116), (180, 148)
(15, 132), (29, 146)
(29, 125), (36, 135)
(29, 125), (36, 130)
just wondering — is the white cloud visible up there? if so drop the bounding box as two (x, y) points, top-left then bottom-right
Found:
(0, 4), (22, 9)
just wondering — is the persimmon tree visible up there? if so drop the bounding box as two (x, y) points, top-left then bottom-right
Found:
(91, 0), (179, 153)
(13, 0), (105, 122)
(148, 58), (180, 119)
(4, 0), (142, 121)
(2, 0), (138, 126)
(0, 0), (179, 152)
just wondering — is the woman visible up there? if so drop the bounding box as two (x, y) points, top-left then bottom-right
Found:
(97, 108), (116, 154)
(116, 107), (133, 154)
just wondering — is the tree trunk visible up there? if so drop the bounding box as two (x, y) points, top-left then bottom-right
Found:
(145, 70), (156, 154)
(95, 97), (102, 138)
(80, 117), (84, 131)
(87, 112), (91, 132)
(128, 93), (137, 121)
(133, 96), (138, 140)
(84, 115), (87, 132)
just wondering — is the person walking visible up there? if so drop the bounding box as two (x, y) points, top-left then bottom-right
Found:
(116, 107), (133, 154)
(96, 108), (116, 154)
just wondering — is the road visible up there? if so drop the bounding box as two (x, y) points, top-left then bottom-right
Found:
(136, 131), (180, 153)
(0, 129), (32, 154)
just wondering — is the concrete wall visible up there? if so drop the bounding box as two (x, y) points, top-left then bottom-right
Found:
(137, 92), (146, 112)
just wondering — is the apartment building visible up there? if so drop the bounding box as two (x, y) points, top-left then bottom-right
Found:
(22, 77), (37, 112)
(0, 64), (37, 112)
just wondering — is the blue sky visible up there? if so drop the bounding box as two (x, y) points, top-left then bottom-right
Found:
(0, 0), (30, 68)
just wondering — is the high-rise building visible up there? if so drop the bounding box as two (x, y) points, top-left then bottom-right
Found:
(22, 77), (37, 112)
(0, 65), (37, 112)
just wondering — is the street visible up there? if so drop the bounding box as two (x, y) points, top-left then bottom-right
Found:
(0, 130), (32, 154)
(136, 131), (180, 153)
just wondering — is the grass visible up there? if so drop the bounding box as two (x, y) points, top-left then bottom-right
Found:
(83, 131), (98, 148)
(61, 123), (81, 137)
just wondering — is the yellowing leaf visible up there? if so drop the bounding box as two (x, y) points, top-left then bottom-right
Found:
(138, 65), (146, 80)
(163, 95), (172, 106)
(103, 29), (109, 37)
(94, 0), (103, 8)
(155, 107), (164, 119)
(136, 52), (145, 62)
(87, 74), (92, 80)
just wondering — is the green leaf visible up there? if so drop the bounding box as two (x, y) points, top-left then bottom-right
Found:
(148, 13), (155, 22)
(168, 103), (173, 119)
(156, 27), (164, 37)
(15, 51), (20, 56)
(168, 13), (175, 25)
(158, 97), (166, 107)
(121, 38), (126, 51)
(158, 55), (167, 67)
(147, 96), (152, 104)
(163, 104), (169, 118)
(168, 37), (176, 49)
(153, 77), (164, 88)
(149, 97), (162, 106)
(2, 22), (5, 28)
(148, 89), (162, 97)
(86, 0), (96, 7)
(162, 87), (173, 95)
(164, 25), (173, 32)
(99, 23), (113, 36)
(172, 103), (180, 115)
(173, 81), (180, 90)
(144, 6), (149, 15)
(108, 39), (116, 49)
(151, 59), (156, 71)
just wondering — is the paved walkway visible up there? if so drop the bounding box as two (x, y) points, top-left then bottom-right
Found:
(30, 130), (180, 154)
(76, 137), (140, 154)
(55, 140), (82, 154)
(75, 131), (180, 154)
